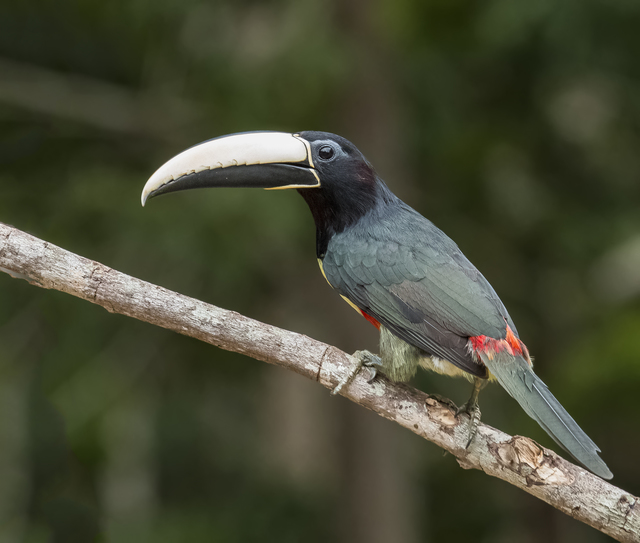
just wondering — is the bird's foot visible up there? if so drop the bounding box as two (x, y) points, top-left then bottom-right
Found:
(455, 400), (482, 448)
(331, 350), (382, 395)
(355, 350), (383, 382)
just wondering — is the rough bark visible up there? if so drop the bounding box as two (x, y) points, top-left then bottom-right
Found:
(0, 221), (638, 542)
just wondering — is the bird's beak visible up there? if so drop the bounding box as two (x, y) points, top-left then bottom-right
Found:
(141, 131), (319, 206)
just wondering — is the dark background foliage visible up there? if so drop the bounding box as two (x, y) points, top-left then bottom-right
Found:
(1, 0), (639, 541)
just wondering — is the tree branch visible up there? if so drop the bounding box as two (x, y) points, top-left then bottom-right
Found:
(1, 221), (638, 542)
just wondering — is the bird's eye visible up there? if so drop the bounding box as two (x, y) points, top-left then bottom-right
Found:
(318, 146), (335, 160)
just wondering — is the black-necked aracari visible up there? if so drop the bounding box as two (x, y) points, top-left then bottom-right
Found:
(141, 131), (612, 480)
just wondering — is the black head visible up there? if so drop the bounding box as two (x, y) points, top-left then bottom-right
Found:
(295, 131), (389, 252)
(141, 130), (393, 256)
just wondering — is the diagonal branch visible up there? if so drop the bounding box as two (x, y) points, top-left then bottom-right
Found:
(0, 221), (638, 542)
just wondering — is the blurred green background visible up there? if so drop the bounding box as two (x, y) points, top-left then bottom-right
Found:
(1, 0), (639, 541)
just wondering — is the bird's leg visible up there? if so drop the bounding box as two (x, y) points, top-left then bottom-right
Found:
(455, 377), (488, 447)
(331, 350), (382, 395)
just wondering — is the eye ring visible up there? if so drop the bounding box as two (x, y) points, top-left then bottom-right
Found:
(318, 145), (335, 161)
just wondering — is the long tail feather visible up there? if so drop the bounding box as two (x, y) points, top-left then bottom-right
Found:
(478, 351), (612, 479)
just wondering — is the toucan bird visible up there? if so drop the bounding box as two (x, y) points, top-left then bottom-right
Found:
(141, 131), (612, 479)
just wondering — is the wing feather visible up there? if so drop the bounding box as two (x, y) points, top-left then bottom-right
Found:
(322, 204), (515, 377)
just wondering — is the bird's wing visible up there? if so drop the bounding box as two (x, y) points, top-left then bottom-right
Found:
(321, 212), (515, 377)
(322, 215), (613, 478)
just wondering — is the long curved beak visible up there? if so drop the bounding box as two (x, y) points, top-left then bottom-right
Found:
(141, 131), (319, 206)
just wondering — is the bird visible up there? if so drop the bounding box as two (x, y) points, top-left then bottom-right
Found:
(141, 130), (612, 479)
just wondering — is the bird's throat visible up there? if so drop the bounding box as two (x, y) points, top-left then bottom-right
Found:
(297, 190), (362, 257)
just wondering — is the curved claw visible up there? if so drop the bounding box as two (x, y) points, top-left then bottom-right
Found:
(331, 350), (382, 395)
(455, 377), (486, 448)
(355, 350), (382, 383)
(456, 401), (482, 448)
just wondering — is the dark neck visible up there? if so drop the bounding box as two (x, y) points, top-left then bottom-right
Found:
(297, 178), (395, 258)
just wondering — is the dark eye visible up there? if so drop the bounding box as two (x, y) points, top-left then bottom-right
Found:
(318, 145), (335, 160)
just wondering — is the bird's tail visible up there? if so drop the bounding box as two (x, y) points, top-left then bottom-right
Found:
(478, 351), (612, 479)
